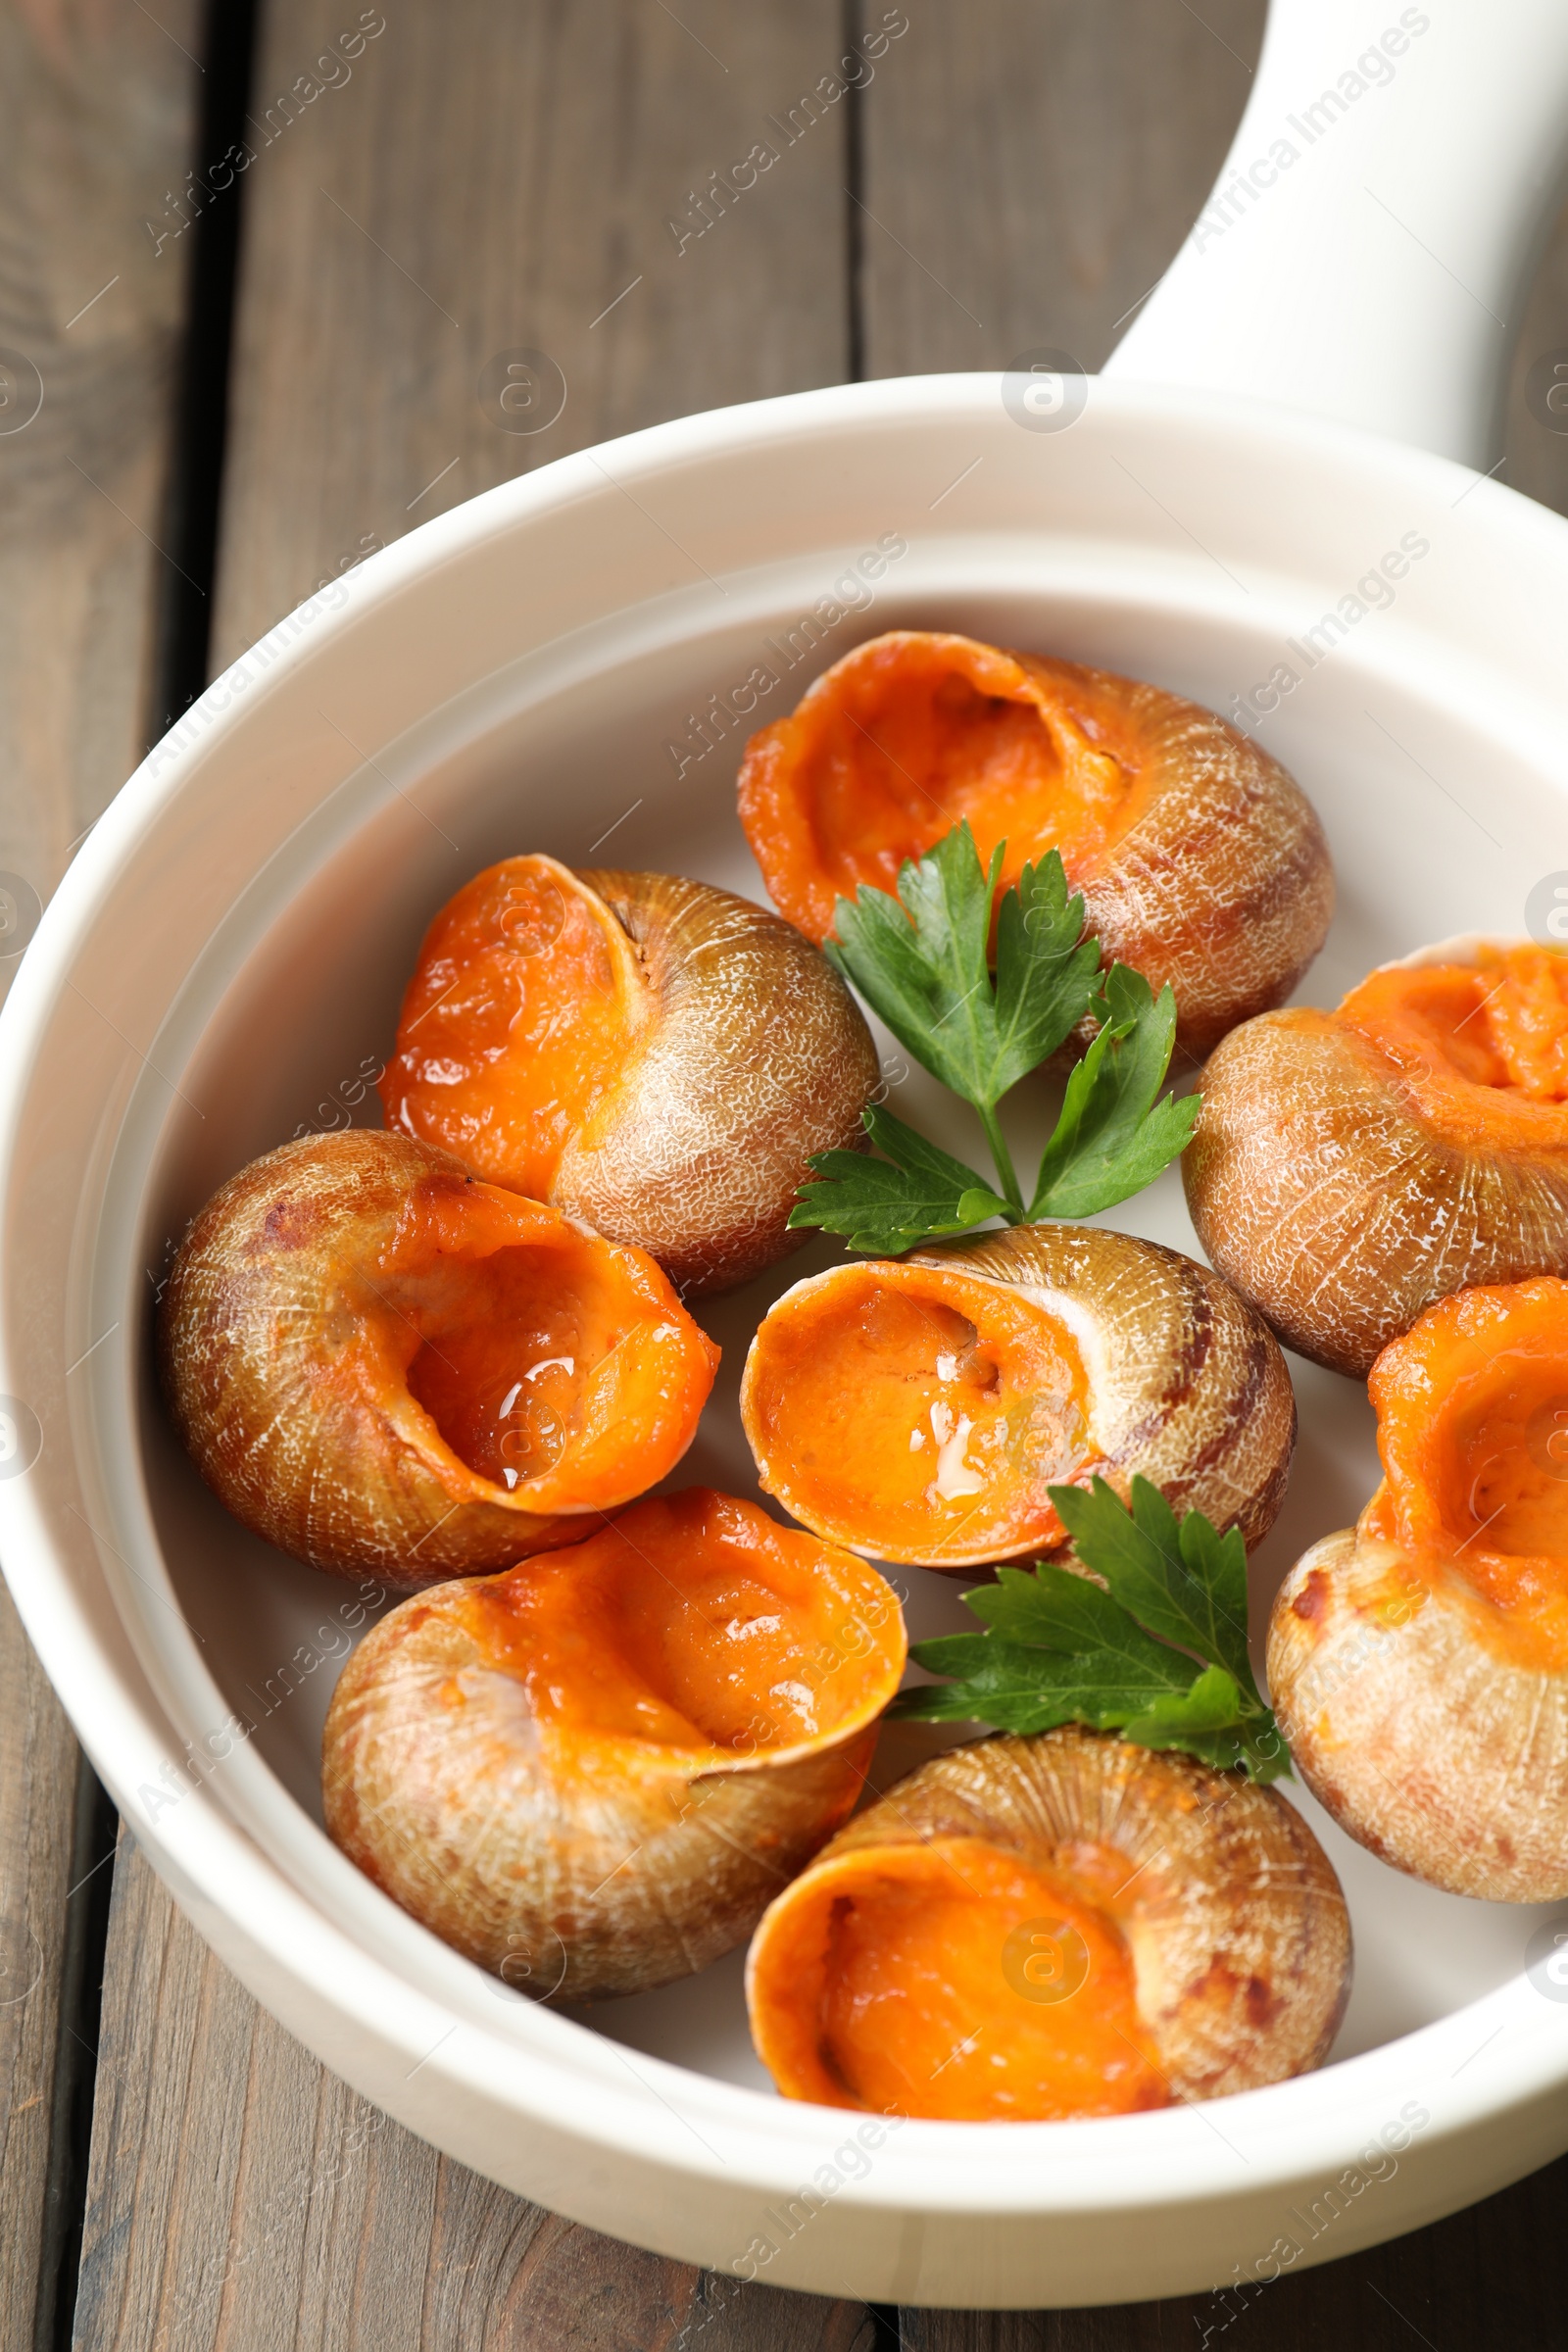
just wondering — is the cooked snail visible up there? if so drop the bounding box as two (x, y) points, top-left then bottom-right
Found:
(1269, 1276), (1568, 1900)
(746, 1727), (1349, 2120)
(160, 1130), (717, 1582)
(322, 1489), (907, 1998)
(737, 629), (1334, 1056)
(740, 1223), (1295, 1570)
(380, 856), (879, 1295)
(1186, 938), (1568, 1376)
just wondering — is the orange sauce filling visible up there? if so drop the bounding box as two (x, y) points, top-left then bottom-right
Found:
(748, 1838), (1167, 2121)
(737, 633), (1147, 944)
(459, 1490), (906, 1759)
(380, 855), (651, 1198)
(1338, 947), (1568, 1153)
(1364, 1276), (1568, 1669)
(372, 1176), (717, 1512)
(744, 1261), (1093, 1566)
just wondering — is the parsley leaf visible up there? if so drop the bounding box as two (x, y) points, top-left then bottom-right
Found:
(826, 823), (1102, 1115)
(1049, 1475), (1259, 1696)
(787, 1102), (1009, 1255)
(991, 849), (1109, 1096)
(1120, 1667), (1282, 1783)
(1027, 968), (1201, 1220)
(796, 822), (1195, 1250)
(892, 1475), (1289, 1785)
(826, 826), (1009, 1107)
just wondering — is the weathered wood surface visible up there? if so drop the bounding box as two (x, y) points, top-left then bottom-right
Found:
(0, 0), (200, 930)
(0, 1594), (94, 2352)
(0, 1), (199, 2345)
(209, 0), (854, 667)
(858, 0), (1271, 374)
(27, 0), (1568, 2345)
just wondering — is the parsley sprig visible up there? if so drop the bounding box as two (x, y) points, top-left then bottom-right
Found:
(891, 1476), (1288, 1785)
(789, 824), (1199, 1255)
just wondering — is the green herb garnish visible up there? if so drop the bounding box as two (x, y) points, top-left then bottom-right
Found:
(789, 823), (1199, 1253)
(891, 1475), (1288, 1785)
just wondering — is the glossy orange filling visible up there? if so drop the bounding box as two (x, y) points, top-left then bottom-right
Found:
(456, 1490), (906, 1759)
(371, 1174), (717, 1513)
(380, 855), (651, 1198)
(1338, 948), (1568, 1152)
(742, 1261), (1093, 1567)
(737, 632), (1147, 945)
(1364, 1277), (1568, 1669)
(748, 1838), (1167, 2121)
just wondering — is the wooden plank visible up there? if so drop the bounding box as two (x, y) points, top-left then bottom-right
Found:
(0, 1590), (92, 2352)
(76, 4), (875, 2346)
(0, 1), (199, 2344)
(210, 0), (852, 666)
(858, 0), (1269, 377)
(0, 0), (201, 926)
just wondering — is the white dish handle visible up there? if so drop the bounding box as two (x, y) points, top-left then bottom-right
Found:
(1105, 0), (1568, 465)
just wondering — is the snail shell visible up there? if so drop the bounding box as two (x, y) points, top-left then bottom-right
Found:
(1184, 937), (1568, 1378)
(382, 857), (879, 1297)
(561, 867), (879, 1294)
(1053, 659), (1335, 1060)
(1268, 1530), (1568, 1903)
(322, 1491), (907, 1999)
(746, 1727), (1350, 2118)
(1267, 1274), (1568, 1901)
(736, 631), (1334, 1057)
(741, 1221), (1296, 1570)
(160, 1130), (717, 1583)
(910, 1224), (1297, 1548)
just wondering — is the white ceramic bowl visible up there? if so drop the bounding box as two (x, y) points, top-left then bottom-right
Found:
(4, 368), (1568, 2307)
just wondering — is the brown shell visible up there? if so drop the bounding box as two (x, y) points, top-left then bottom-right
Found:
(910, 1222), (1297, 1554)
(1042, 661), (1335, 1060)
(553, 868), (877, 1295)
(1268, 1528), (1568, 1902)
(737, 634), (1333, 1061)
(748, 1728), (1350, 2102)
(321, 1536), (906, 2002)
(159, 1130), (714, 1584)
(1184, 1008), (1568, 1377)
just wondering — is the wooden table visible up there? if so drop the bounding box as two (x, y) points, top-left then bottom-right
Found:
(4, 3), (1568, 2344)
